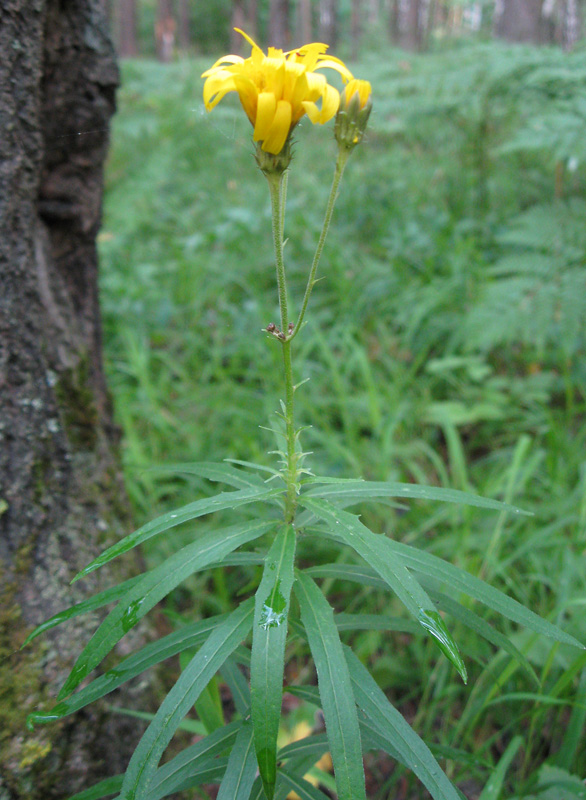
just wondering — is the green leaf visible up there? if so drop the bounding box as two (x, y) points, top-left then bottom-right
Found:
(334, 613), (421, 635)
(295, 570), (366, 800)
(66, 776), (123, 800)
(119, 598), (254, 800)
(304, 478), (531, 515)
(431, 590), (539, 686)
(384, 538), (584, 649)
(192, 674), (224, 734)
(343, 647), (461, 800)
(301, 498), (467, 682)
(144, 461), (264, 490)
(148, 760), (227, 798)
(220, 657), (251, 716)
(251, 524), (296, 799)
(279, 772), (331, 800)
(22, 576), (142, 648)
(305, 563), (386, 590)
(217, 721), (258, 800)
(146, 721), (241, 800)
(278, 733), (329, 762)
(72, 485), (281, 582)
(477, 736), (522, 800)
(59, 520), (272, 699)
(27, 614), (230, 727)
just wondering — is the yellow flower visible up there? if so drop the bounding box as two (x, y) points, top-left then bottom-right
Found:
(202, 29), (353, 156)
(335, 78), (372, 150)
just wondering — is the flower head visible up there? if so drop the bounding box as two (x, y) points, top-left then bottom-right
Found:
(334, 78), (373, 151)
(202, 29), (353, 157)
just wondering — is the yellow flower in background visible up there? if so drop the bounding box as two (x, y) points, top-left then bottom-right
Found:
(341, 78), (372, 112)
(202, 29), (353, 156)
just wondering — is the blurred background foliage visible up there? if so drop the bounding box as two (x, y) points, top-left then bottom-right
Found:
(98, 2), (586, 797)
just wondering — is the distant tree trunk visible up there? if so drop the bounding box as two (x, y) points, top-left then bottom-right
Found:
(319, 0), (338, 45)
(367, 0), (380, 24)
(562, 0), (582, 49)
(0, 0), (149, 797)
(391, 0), (423, 50)
(231, 0), (247, 52)
(269, 0), (290, 47)
(298, 0), (313, 42)
(247, 0), (258, 38)
(351, 0), (362, 59)
(494, 0), (555, 43)
(177, 0), (191, 50)
(155, 0), (176, 61)
(117, 0), (138, 57)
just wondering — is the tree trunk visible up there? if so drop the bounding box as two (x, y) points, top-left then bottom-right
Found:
(391, 0), (423, 50)
(0, 1), (146, 797)
(269, 0), (290, 48)
(247, 0), (258, 39)
(231, 0), (247, 53)
(298, 0), (313, 43)
(494, 0), (555, 44)
(155, 0), (175, 61)
(116, 0), (138, 57)
(351, 0), (362, 60)
(319, 0), (338, 46)
(562, 0), (582, 50)
(177, 0), (191, 50)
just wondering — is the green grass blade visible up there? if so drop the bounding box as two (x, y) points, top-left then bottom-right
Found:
(343, 647), (461, 800)
(27, 614), (229, 727)
(384, 538), (584, 648)
(302, 498), (467, 682)
(120, 597), (254, 800)
(144, 461), (264, 489)
(146, 721), (242, 800)
(217, 721), (258, 800)
(477, 735), (522, 800)
(59, 521), (272, 698)
(220, 657), (251, 716)
(304, 479), (531, 515)
(72, 485), (281, 582)
(295, 570), (366, 800)
(251, 524), (296, 800)
(22, 575), (142, 648)
(66, 776), (123, 800)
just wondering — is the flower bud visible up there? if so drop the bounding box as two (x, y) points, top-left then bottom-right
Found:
(334, 79), (372, 151)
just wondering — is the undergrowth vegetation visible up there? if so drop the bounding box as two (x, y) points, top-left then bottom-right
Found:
(98, 42), (586, 798)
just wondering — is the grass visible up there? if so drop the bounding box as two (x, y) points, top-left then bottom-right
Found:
(99, 41), (586, 798)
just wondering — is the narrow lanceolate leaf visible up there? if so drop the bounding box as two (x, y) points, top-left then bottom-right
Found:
(302, 498), (467, 683)
(217, 721), (258, 800)
(28, 615), (229, 727)
(343, 647), (461, 800)
(72, 485), (281, 582)
(303, 479), (531, 516)
(295, 571), (366, 800)
(66, 775), (123, 800)
(383, 538), (585, 649)
(59, 520), (272, 699)
(146, 721), (242, 800)
(120, 598), (254, 800)
(144, 461), (264, 490)
(251, 524), (296, 800)
(22, 575), (142, 648)
(477, 736), (522, 800)
(279, 772), (332, 800)
(220, 657), (251, 716)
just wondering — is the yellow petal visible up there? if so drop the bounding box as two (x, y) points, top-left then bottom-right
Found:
(253, 91), (277, 142)
(203, 71), (237, 110)
(233, 74), (259, 124)
(234, 27), (264, 64)
(302, 84), (340, 124)
(315, 58), (353, 82)
(261, 100), (292, 154)
(201, 55), (243, 77)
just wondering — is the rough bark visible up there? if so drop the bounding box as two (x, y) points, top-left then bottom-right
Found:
(269, 0), (290, 48)
(0, 0), (146, 797)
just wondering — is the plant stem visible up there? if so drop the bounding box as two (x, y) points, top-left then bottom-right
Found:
(267, 172), (297, 522)
(289, 147), (350, 342)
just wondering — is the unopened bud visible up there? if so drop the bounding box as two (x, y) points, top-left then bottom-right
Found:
(335, 79), (372, 151)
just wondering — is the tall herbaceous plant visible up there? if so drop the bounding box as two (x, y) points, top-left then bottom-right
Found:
(25, 30), (583, 800)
